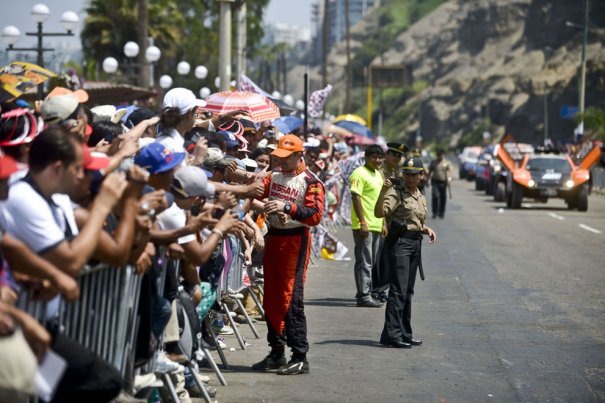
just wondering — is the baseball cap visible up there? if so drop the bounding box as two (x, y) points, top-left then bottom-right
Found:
(41, 94), (80, 123)
(172, 166), (216, 198)
(46, 86), (89, 103)
(0, 155), (19, 179)
(91, 105), (128, 124)
(203, 147), (224, 168)
(162, 87), (207, 115)
(82, 145), (111, 171)
(125, 108), (156, 129)
(271, 134), (304, 158)
(241, 157), (258, 172)
(217, 130), (239, 149)
(134, 141), (186, 174)
(0, 108), (43, 146)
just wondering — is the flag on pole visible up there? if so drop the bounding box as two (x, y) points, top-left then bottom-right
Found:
(237, 74), (271, 98)
(308, 84), (333, 118)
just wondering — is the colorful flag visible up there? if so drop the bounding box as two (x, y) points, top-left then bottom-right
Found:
(237, 74), (271, 98)
(308, 84), (332, 118)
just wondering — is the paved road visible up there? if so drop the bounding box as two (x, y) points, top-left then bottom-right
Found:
(199, 178), (605, 403)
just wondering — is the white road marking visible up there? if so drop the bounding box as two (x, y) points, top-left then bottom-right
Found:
(578, 224), (602, 234)
(548, 212), (565, 221)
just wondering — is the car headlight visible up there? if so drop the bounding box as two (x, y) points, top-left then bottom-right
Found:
(565, 179), (574, 188)
(528, 179), (535, 187)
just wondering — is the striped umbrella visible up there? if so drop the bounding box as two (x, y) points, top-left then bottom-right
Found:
(201, 90), (281, 123)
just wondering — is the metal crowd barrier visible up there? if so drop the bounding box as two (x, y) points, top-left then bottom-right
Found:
(592, 166), (605, 195)
(58, 264), (142, 380)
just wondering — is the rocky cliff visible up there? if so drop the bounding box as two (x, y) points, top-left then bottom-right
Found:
(308, 0), (605, 146)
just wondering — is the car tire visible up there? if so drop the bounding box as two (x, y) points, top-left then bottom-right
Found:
(510, 183), (523, 209)
(475, 178), (484, 191)
(577, 185), (588, 212)
(459, 168), (466, 180)
(495, 182), (506, 202)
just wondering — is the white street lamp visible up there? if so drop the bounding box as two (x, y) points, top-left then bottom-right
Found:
(200, 87), (211, 99)
(283, 94), (294, 106)
(1, 26), (20, 47)
(214, 76), (221, 89)
(159, 75), (173, 89)
(195, 65), (208, 79)
(123, 41), (139, 58)
(271, 91), (281, 100)
(31, 4), (50, 24)
(295, 100), (305, 111)
(102, 57), (118, 74)
(177, 61), (191, 75)
(145, 46), (161, 63)
(60, 11), (79, 33)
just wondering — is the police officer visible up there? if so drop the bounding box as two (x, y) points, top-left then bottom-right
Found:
(382, 142), (408, 179)
(374, 156), (437, 348)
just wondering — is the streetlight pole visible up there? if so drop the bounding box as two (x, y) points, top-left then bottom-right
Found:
(218, 0), (234, 92)
(578, 0), (589, 137)
(2, 5), (79, 99)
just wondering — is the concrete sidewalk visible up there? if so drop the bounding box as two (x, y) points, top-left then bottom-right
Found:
(199, 227), (437, 402)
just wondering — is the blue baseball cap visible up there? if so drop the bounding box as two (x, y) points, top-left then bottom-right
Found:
(217, 130), (239, 149)
(134, 141), (186, 174)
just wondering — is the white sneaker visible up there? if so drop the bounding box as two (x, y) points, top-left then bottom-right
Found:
(134, 373), (163, 392)
(217, 324), (234, 335)
(153, 351), (185, 374)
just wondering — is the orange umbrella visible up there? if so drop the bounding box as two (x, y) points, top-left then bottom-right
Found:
(201, 90), (280, 123)
(334, 113), (367, 126)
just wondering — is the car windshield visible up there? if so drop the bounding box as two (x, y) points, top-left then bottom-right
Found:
(526, 158), (571, 173)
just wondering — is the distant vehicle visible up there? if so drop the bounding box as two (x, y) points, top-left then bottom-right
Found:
(474, 152), (494, 192)
(458, 146), (481, 180)
(492, 142), (534, 202)
(496, 135), (602, 211)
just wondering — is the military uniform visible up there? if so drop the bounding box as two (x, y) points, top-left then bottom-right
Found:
(379, 157), (428, 348)
(428, 156), (451, 218)
(382, 142), (408, 179)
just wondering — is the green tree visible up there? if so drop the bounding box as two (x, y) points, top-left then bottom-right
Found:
(577, 107), (605, 142)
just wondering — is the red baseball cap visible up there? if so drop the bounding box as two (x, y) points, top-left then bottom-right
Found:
(271, 134), (304, 158)
(0, 155), (19, 179)
(82, 145), (110, 171)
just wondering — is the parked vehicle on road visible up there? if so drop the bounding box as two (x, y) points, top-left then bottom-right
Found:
(459, 146), (481, 180)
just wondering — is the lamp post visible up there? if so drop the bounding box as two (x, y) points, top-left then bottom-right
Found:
(102, 41), (161, 89)
(578, 0), (589, 139)
(2, 3), (79, 98)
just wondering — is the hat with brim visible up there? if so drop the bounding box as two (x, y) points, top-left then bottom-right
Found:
(401, 157), (425, 174)
(134, 141), (186, 174)
(172, 165), (216, 198)
(0, 108), (43, 146)
(387, 142), (408, 155)
(91, 105), (128, 124)
(0, 155), (20, 179)
(41, 94), (80, 123)
(46, 86), (89, 103)
(271, 134), (304, 158)
(82, 145), (111, 171)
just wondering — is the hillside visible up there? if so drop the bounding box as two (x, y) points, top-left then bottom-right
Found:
(301, 0), (605, 147)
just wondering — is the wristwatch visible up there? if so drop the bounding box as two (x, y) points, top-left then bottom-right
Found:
(283, 203), (292, 214)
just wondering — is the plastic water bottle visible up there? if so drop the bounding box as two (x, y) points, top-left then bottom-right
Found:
(233, 199), (246, 220)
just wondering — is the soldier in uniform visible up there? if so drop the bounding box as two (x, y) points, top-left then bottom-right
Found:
(382, 142), (408, 179)
(426, 149), (451, 218)
(374, 157), (436, 348)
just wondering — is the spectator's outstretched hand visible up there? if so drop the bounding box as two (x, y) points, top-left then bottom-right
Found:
(97, 172), (129, 209)
(52, 271), (80, 302)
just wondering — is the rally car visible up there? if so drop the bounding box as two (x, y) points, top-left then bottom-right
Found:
(496, 135), (602, 211)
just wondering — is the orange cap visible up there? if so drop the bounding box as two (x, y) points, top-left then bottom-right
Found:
(46, 86), (89, 103)
(271, 134), (304, 158)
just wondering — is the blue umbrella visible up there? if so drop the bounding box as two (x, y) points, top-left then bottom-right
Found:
(272, 116), (304, 134)
(334, 120), (373, 138)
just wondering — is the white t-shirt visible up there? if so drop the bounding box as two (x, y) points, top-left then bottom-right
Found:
(156, 128), (186, 153)
(155, 203), (196, 245)
(0, 181), (79, 254)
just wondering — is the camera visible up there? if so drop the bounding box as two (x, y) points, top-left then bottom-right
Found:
(191, 205), (201, 217)
(212, 208), (225, 219)
(389, 177), (404, 189)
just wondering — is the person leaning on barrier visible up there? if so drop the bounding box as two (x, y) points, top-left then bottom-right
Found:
(374, 156), (436, 349)
(0, 125), (126, 402)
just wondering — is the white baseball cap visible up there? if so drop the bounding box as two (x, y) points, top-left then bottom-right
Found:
(162, 88), (207, 115)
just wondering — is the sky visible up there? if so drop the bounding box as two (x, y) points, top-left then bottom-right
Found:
(265, 0), (313, 31)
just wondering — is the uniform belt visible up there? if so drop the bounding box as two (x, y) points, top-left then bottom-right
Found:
(400, 230), (423, 240)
